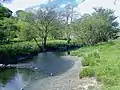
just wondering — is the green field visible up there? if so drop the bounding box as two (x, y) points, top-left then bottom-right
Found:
(71, 39), (120, 90)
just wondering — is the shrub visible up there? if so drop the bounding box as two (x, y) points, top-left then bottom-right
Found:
(101, 76), (117, 86)
(80, 66), (94, 78)
(102, 86), (120, 90)
(72, 39), (120, 88)
(81, 57), (89, 66)
(81, 50), (100, 66)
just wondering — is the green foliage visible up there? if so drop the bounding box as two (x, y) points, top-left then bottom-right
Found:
(0, 40), (71, 57)
(59, 4), (76, 44)
(0, 5), (12, 19)
(16, 5), (63, 48)
(0, 5), (120, 89)
(0, 18), (17, 43)
(102, 86), (120, 90)
(73, 7), (119, 45)
(0, 68), (16, 84)
(81, 50), (100, 66)
(71, 39), (120, 88)
(80, 66), (94, 78)
(49, 21), (65, 40)
(0, 42), (39, 57)
(17, 21), (38, 41)
(0, 5), (17, 44)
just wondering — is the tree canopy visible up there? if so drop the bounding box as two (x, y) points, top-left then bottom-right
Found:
(0, 3), (119, 47)
(0, 5), (12, 19)
(73, 7), (119, 45)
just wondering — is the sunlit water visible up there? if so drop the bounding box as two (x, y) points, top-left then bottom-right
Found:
(0, 52), (74, 90)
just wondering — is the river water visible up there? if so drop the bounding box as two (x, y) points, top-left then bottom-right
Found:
(0, 52), (74, 90)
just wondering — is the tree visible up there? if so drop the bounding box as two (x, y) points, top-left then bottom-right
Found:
(60, 4), (76, 44)
(0, 5), (12, 19)
(16, 10), (40, 47)
(0, 18), (17, 44)
(0, 5), (15, 44)
(24, 5), (59, 49)
(73, 7), (119, 45)
(49, 19), (64, 39)
(0, 21), (6, 43)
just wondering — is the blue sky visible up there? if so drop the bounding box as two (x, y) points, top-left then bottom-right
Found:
(1, 0), (82, 5)
(1, 0), (120, 22)
(2, 0), (84, 12)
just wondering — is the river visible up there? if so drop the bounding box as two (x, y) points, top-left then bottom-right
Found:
(0, 52), (74, 90)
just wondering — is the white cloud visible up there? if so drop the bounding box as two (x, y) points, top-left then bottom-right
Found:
(60, 4), (66, 8)
(75, 0), (120, 22)
(50, 0), (55, 2)
(3, 0), (49, 12)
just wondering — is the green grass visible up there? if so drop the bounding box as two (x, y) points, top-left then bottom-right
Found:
(71, 39), (120, 89)
(0, 40), (75, 57)
(0, 41), (39, 57)
(80, 66), (94, 78)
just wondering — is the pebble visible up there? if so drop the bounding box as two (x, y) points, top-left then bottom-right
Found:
(50, 73), (53, 76)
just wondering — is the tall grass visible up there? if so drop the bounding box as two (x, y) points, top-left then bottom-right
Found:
(71, 39), (120, 89)
(0, 41), (39, 57)
(0, 40), (78, 57)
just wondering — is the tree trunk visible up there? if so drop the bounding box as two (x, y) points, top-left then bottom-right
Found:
(33, 38), (40, 48)
(67, 38), (71, 44)
(42, 36), (47, 50)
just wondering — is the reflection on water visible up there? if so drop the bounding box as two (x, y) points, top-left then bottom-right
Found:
(0, 68), (16, 85)
(0, 68), (49, 90)
(0, 52), (73, 90)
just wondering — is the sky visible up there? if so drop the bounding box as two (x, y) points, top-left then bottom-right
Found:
(1, 0), (120, 21)
(75, 0), (120, 21)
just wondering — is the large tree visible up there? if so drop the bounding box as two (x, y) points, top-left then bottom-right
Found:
(27, 6), (59, 49)
(15, 10), (40, 47)
(73, 7), (119, 45)
(0, 18), (17, 44)
(16, 4), (60, 49)
(0, 5), (12, 19)
(60, 4), (75, 44)
(0, 5), (16, 44)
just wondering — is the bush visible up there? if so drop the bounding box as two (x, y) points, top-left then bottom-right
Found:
(102, 86), (120, 90)
(0, 42), (39, 57)
(81, 50), (100, 66)
(80, 66), (94, 78)
(71, 39), (120, 88)
(81, 57), (89, 66)
(101, 76), (117, 86)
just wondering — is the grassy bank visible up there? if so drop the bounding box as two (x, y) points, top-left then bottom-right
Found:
(0, 41), (39, 57)
(71, 39), (120, 90)
(0, 40), (80, 63)
(0, 40), (79, 56)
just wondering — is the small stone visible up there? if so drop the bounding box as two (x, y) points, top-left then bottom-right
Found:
(51, 73), (53, 76)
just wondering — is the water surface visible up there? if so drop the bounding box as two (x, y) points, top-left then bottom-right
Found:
(0, 52), (74, 90)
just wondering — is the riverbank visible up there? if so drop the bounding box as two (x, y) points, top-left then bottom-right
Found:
(23, 56), (100, 90)
(71, 39), (120, 89)
(0, 40), (81, 64)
